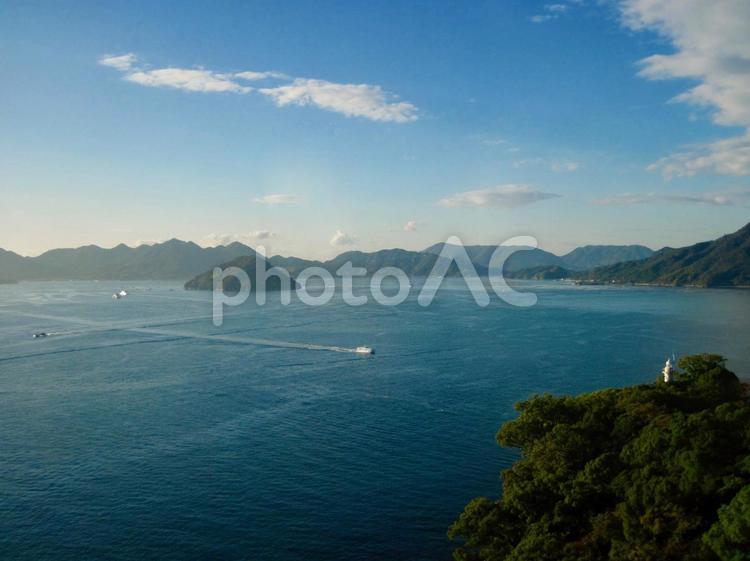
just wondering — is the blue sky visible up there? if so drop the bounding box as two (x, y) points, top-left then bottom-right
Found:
(2, 0), (749, 258)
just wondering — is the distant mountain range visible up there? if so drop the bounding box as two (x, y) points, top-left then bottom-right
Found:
(184, 243), (655, 290)
(8, 227), (746, 289)
(185, 248), (489, 290)
(576, 222), (750, 287)
(423, 242), (654, 272)
(0, 239), (255, 281)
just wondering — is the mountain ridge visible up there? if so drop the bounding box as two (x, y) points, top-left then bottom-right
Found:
(576, 222), (750, 287)
(0, 240), (257, 281)
(12, 230), (746, 286)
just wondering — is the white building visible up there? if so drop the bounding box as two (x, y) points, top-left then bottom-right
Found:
(662, 358), (674, 383)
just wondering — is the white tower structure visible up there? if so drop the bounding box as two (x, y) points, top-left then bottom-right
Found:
(662, 358), (674, 383)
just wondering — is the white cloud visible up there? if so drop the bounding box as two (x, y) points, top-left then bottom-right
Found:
(646, 135), (750, 178)
(436, 184), (560, 209)
(530, 14), (555, 23)
(259, 79), (418, 123)
(201, 231), (277, 247)
(621, 0), (750, 176)
(403, 220), (418, 232)
(330, 229), (355, 246)
(530, 2), (574, 23)
(249, 230), (275, 240)
(234, 70), (287, 81)
(513, 157), (580, 172)
(592, 189), (750, 206)
(551, 160), (580, 172)
(252, 193), (301, 205)
(99, 54), (418, 123)
(125, 68), (251, 93)
(474, 135), (507, 146)
(98, 53), (137, 71)
(130, 238), (164, 247)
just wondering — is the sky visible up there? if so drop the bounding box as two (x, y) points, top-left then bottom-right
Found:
(1, 0), (749, 259)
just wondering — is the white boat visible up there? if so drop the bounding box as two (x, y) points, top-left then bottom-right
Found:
(355, 346), (374, 355)
(118, 290), (128, 297)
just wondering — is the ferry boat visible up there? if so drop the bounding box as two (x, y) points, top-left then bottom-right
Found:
(355, 346), (375, 355)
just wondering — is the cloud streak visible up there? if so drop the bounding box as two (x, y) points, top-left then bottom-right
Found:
(259, 79), (417, 123)
(201, 231), (277, 247)
(252, 194), (301, 205)
(99, 53), (137, 71)
(99, 53), (417, 123)
(513, 157), (580, 173)
(592, 189), (750, 207)
(126, 68), (252, 93)
(530, 2), (574, 23)
(437, 184), (560, 209)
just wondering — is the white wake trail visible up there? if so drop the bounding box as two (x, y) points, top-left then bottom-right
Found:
(1, 309), (365, 355)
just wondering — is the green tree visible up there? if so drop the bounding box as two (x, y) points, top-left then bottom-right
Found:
(449, 354), (750, 561)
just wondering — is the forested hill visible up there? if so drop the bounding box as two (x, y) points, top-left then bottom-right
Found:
(579, 222), (750, 287)
(560, 244), (653, 270)
(423, 243), (654, 271)
(0, 240), (255, 281)
(449, 354), (750, 561)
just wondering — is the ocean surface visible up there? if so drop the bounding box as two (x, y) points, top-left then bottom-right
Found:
(1, 279), (749, 560)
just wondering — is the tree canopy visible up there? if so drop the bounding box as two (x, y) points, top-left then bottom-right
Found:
(449, 354), (750, 561)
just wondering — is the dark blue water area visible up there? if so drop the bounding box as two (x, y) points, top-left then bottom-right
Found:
(0, 280), (748, 560)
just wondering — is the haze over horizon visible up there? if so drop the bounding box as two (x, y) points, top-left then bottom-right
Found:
(3, 0), (750, 259)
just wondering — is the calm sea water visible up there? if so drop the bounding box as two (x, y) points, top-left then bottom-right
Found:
(1, 280), (749, 560)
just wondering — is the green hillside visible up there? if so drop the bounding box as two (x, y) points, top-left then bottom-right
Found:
(184, 254), (297, 292)
(580, 223), (750, 287)
(450, 354), (750, 561)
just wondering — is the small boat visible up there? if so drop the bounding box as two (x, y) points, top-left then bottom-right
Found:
(355, 346), (375, 355)
(32, 332), (48, 339)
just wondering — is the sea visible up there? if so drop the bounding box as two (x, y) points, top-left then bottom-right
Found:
(1, 279), (749, 560)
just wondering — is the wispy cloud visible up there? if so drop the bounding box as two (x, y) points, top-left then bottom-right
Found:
(235, 70), (288, 81)
(646, 136), (750, 179)
(551, 160), (580, 172)
(330, 229), (355, 246)
(99, 53), (418, 123)
(592, 189), (750, 206)
(530, 14), (555, 23)
(513, 157), (580, 173)
(201, 231), (277, 247)
(437, 184), (560, 209)
(530, 2), (574, 23)
(259, 79), (417, 123)
(99, 53), (137, 71)
(470, 134), (508, 146)
(403, 220), (418, 232)
(252, 194), (301, 205)
(621, 0), (750, 177)
(248, 230), (276, 240)
(126, 68), (253, 93)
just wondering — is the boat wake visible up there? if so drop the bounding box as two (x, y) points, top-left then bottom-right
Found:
(1, 309), (373, 356)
